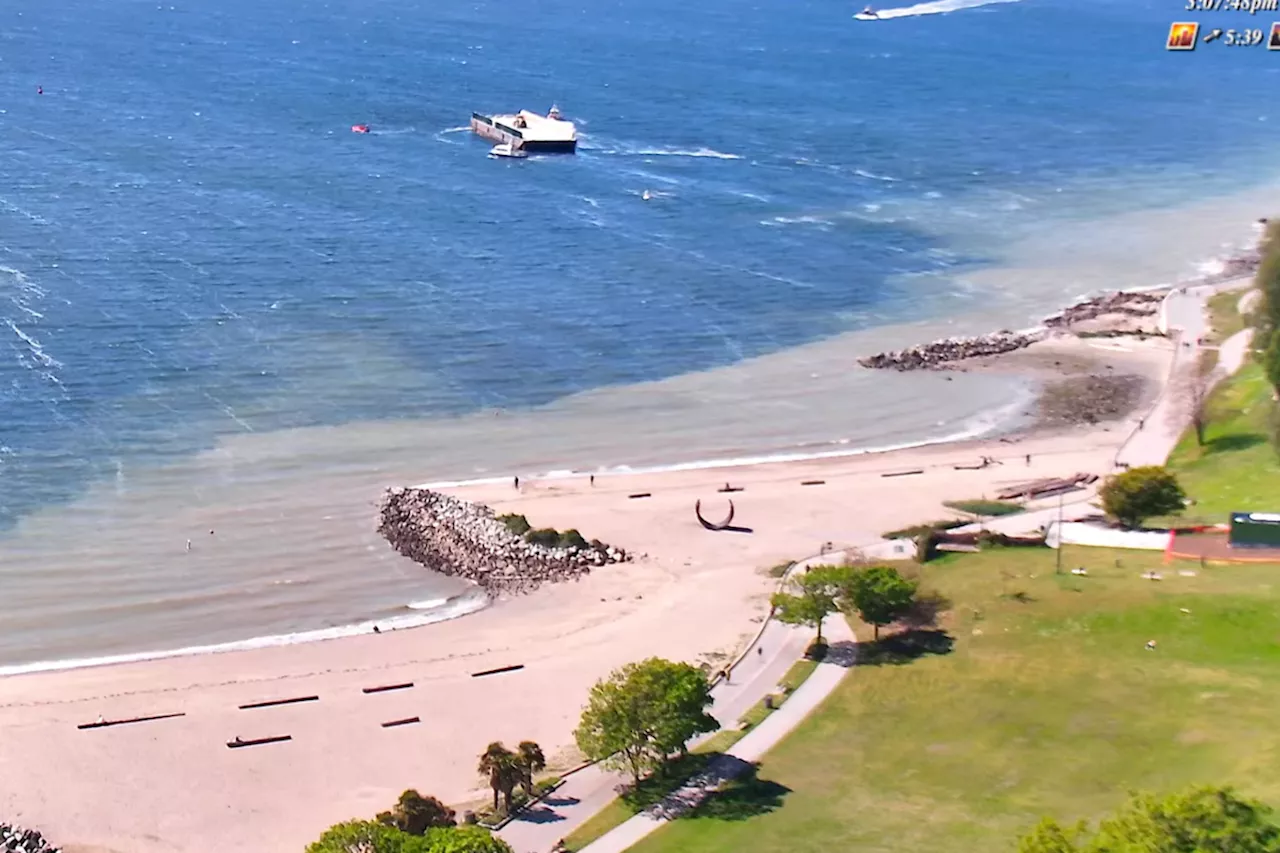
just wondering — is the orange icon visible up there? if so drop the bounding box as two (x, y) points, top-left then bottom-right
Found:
(1166, 22), (1199, 50)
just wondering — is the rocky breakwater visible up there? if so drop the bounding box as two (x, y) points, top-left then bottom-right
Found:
(1043, 290), (1162, 330)
(0, 824), (60, 853)
(858, 330), (1042, 371)
(378, 487), (630, 596)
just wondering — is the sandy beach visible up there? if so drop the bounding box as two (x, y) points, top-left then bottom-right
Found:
(0, 323), (1184, 853)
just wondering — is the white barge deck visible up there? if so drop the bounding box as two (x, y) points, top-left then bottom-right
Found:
(470, 107), (577, 154)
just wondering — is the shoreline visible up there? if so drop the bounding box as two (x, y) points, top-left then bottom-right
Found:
(0, 268), (1252, 680)
(0, 276), (1246, 853)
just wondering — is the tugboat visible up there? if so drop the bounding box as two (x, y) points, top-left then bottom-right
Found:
(489, 142), (528, 159)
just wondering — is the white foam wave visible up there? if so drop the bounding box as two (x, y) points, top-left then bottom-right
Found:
(4, 319), (62, 369)
(865, 0), (1021, 18)
(440, 126), (470, 134)
(770, 214), (834, 228)
(854, 168), (901, 182)
(0, 592), (489, 678)
(608, 146), (742, 160)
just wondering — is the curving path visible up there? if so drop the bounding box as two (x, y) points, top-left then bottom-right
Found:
(499, 562), (821, 853)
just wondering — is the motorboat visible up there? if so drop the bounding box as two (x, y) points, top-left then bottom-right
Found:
(351, 124), (370, 134)
(489, 142), (528, 159)
(642, 190), (652, 201)
(854, 5), (880, 19)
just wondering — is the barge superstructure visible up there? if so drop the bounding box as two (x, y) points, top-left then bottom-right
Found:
(470, 106), (577, 154)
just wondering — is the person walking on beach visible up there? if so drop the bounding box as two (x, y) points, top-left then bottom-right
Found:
(589, 474), (595, 487)
(1025, 454), (1031, 466)
(513, 475), (520, 490)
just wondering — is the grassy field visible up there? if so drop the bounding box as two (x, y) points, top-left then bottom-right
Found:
(627, 547), (1280, 853)
(561, 658), (819, 852)
(1164, 362), (1279, 524)
(1204, 289), (1248, 345)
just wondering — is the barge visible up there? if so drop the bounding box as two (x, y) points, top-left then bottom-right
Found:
(470, 106), (577, 154)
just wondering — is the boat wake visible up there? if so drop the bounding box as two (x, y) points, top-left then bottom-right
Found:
(632, 147), (742, 160)
(866, 0), (1021, 19)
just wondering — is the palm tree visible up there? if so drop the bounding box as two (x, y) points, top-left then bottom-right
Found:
(477, 741), (520, 813)
(516, 740), (546, 798)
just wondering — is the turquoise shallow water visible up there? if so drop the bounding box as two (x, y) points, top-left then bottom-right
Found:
(1, 0), (1278, 667)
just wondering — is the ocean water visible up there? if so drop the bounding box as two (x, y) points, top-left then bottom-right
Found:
(1, 0), (1278, 669)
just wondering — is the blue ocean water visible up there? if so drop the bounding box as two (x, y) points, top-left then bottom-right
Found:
(0, 0), (1278, 664)
(2, 0), (1277, 529)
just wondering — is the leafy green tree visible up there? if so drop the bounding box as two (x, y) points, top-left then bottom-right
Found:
(306, 820), (417, 853)
(574, 657), (717, 786)
(476, 742), (521, 813)
(1264, 330), (1280, 398)
(421, 826), (514, 853)
(1017, 786), (1280, 852)
(770, 564), (850, 642)
(843, 564), (918, 640)
(376, 790), (456, 835)
(515, 740), (546, 798)
(1099, 465), (1186, 529)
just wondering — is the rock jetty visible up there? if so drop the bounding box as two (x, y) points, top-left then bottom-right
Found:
(858, 330), (1040, 371)
(378, 487), (629, 596)
(0, 824), (60, 853)
(1043, 290), (1162, 329)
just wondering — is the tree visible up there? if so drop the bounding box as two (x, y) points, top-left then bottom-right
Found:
(1168, 353), (1215, 447)
(843, 564), (918, 641)
(376, 790), (456, 835)
(476, 742), (521, 813)
(574, 657), (717, 786)
(306, 820), (417, 853)
(1017, 786), (1280, 852)
(770, 564), (849, 642)
(1264, 329), (1280, 399)
(1099, 465), (1186, 529)
(515, 741), (546, 798)
(421, 826), (513, 853)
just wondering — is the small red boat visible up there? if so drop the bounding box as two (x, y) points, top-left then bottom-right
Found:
(351, 124), (370, 134)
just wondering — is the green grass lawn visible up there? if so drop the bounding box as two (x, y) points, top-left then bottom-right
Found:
(561, 658), (820, 852)
(1204, 289), (1248, 345)
(628, 547), (1280, 853)
(1164, 363), (1280, 524)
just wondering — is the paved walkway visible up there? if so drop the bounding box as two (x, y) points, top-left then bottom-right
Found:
(500, 557), (829, 853)
(577, 615), (857, 853)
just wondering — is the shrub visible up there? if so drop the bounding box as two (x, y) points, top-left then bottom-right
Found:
(557, 528), (588, 550)
(767, 560), (794, 578)
(1098, 466), (1186, 529)
(943, 499), (1023, 517)
(497, 513), (530, 536)
(376, 789), (456, 834)
(916, 529), (941, 563)
(882, 519), (966, 539)
(524, 527), (561, 547)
